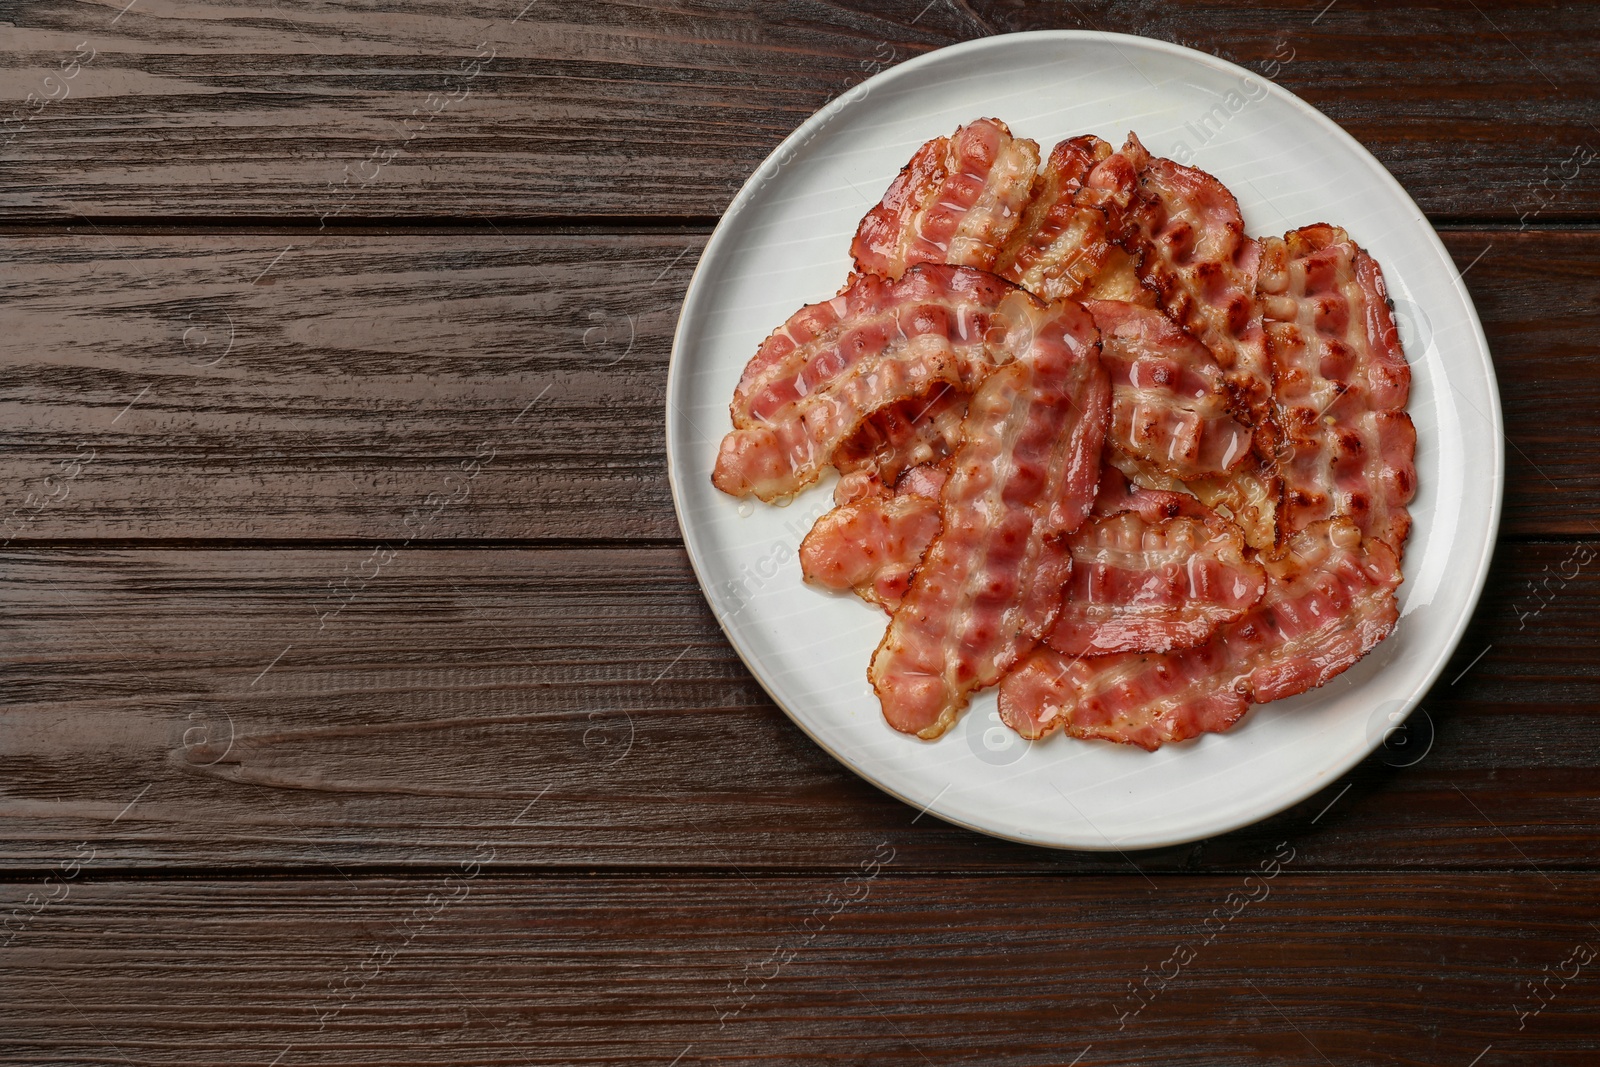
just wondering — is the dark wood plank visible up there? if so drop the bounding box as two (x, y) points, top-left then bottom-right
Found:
(0, 229), (699, 542)
(993, 1), (1600, 227)
(1, 228), (1595, 541)
(2, 539), (1595, 873)
(1, 1), (1597, 221)
(3, 874), (1598, 1065)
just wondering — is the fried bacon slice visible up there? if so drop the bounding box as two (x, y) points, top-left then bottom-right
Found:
(869, 299), (1109, 738)
(999, 519), (1401, 749)
(851, 118), (1041, 280)
(996, 135), (1152, 305)
(1259, 224), (1417, 550)
(800, 465), (946, 612)
(1103, 134), (1284, 551)
(801, 461), (1265, 658)
(1088, 462), (1208, 521)
(832, 383), (968, 486)
(1109, 450), (1280, 555)
(1116, 133), (1274, 427)
(1088, 298), (1252, 480)
(1048, 505), (1266, 658)
(714, 265), (1022, 501)
(998, 135), (1111, 298)
(854, 128), (1156, 307)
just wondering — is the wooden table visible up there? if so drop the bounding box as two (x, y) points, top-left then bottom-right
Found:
(3, 2), (1597, 1063)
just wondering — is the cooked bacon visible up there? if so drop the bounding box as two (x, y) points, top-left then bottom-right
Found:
(1048, 508), (1265, 656)
(905, 132), (1154, 309)
(869, 299), (1109, 738)
(1002, 634), (1248, 749)
(832, 383), (968, 485)
(994, 136), (1116, 300)
(1090, 462), (1208, 521)
(715, 265), (1023, 501)
(1101, 134), (1284, 550)
(1116, 133), (1274, 427)
(1052, 462), (1265, 657)
(1260, 224), (1417, 550)
(723, 117), (1418, 757)
(1109, 450), (1280, 554)
(801, 464), (947, 611)
(800, 485), (943, 613)
(851, 119), (1040, 280)
(853, 127), (1158, 308)
(1088, 298), (1252, 480)
(999, 519), (1401, 749)
(803, 459), (1263, 655)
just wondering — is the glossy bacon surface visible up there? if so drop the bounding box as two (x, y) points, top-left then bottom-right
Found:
(869, 300), (1109, 738)
(1260, 224), (1417, 550)
(854, 128), (1156, 307)
(1048, 508), (1265, 657)
(800, 465), (946, 612)
(1117, 133), (1274, 426)
(1111, 134), (1283, 551)
(832, 383), (968, 486)
(1089, 462), (1209, 521)
(1088, 298), (1252, 480)
(1109, 450), (1281, 555)
(801, 461), (1265, 655)
(714, 265), (1020, 501)
(851, 119), (1041, 280)
(996, 135), (1135, 303)
(999, 519), (1401, 749)
(721, 117), (1417, 755)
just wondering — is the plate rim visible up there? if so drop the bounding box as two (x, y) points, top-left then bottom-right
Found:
(663, 28), (1505, 851)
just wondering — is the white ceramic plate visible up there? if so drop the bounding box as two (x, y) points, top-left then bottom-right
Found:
(664, 30), (1502, 850)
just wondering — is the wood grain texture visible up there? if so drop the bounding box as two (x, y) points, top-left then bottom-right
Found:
(1, 229), (1595, 541)
(0, 229), (698, 542)
(1, 1), (1597, 221)
(3, 874), (1598, 1066)
(2, 539), (1594, 872)
(4, 3), (1598, 1059)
